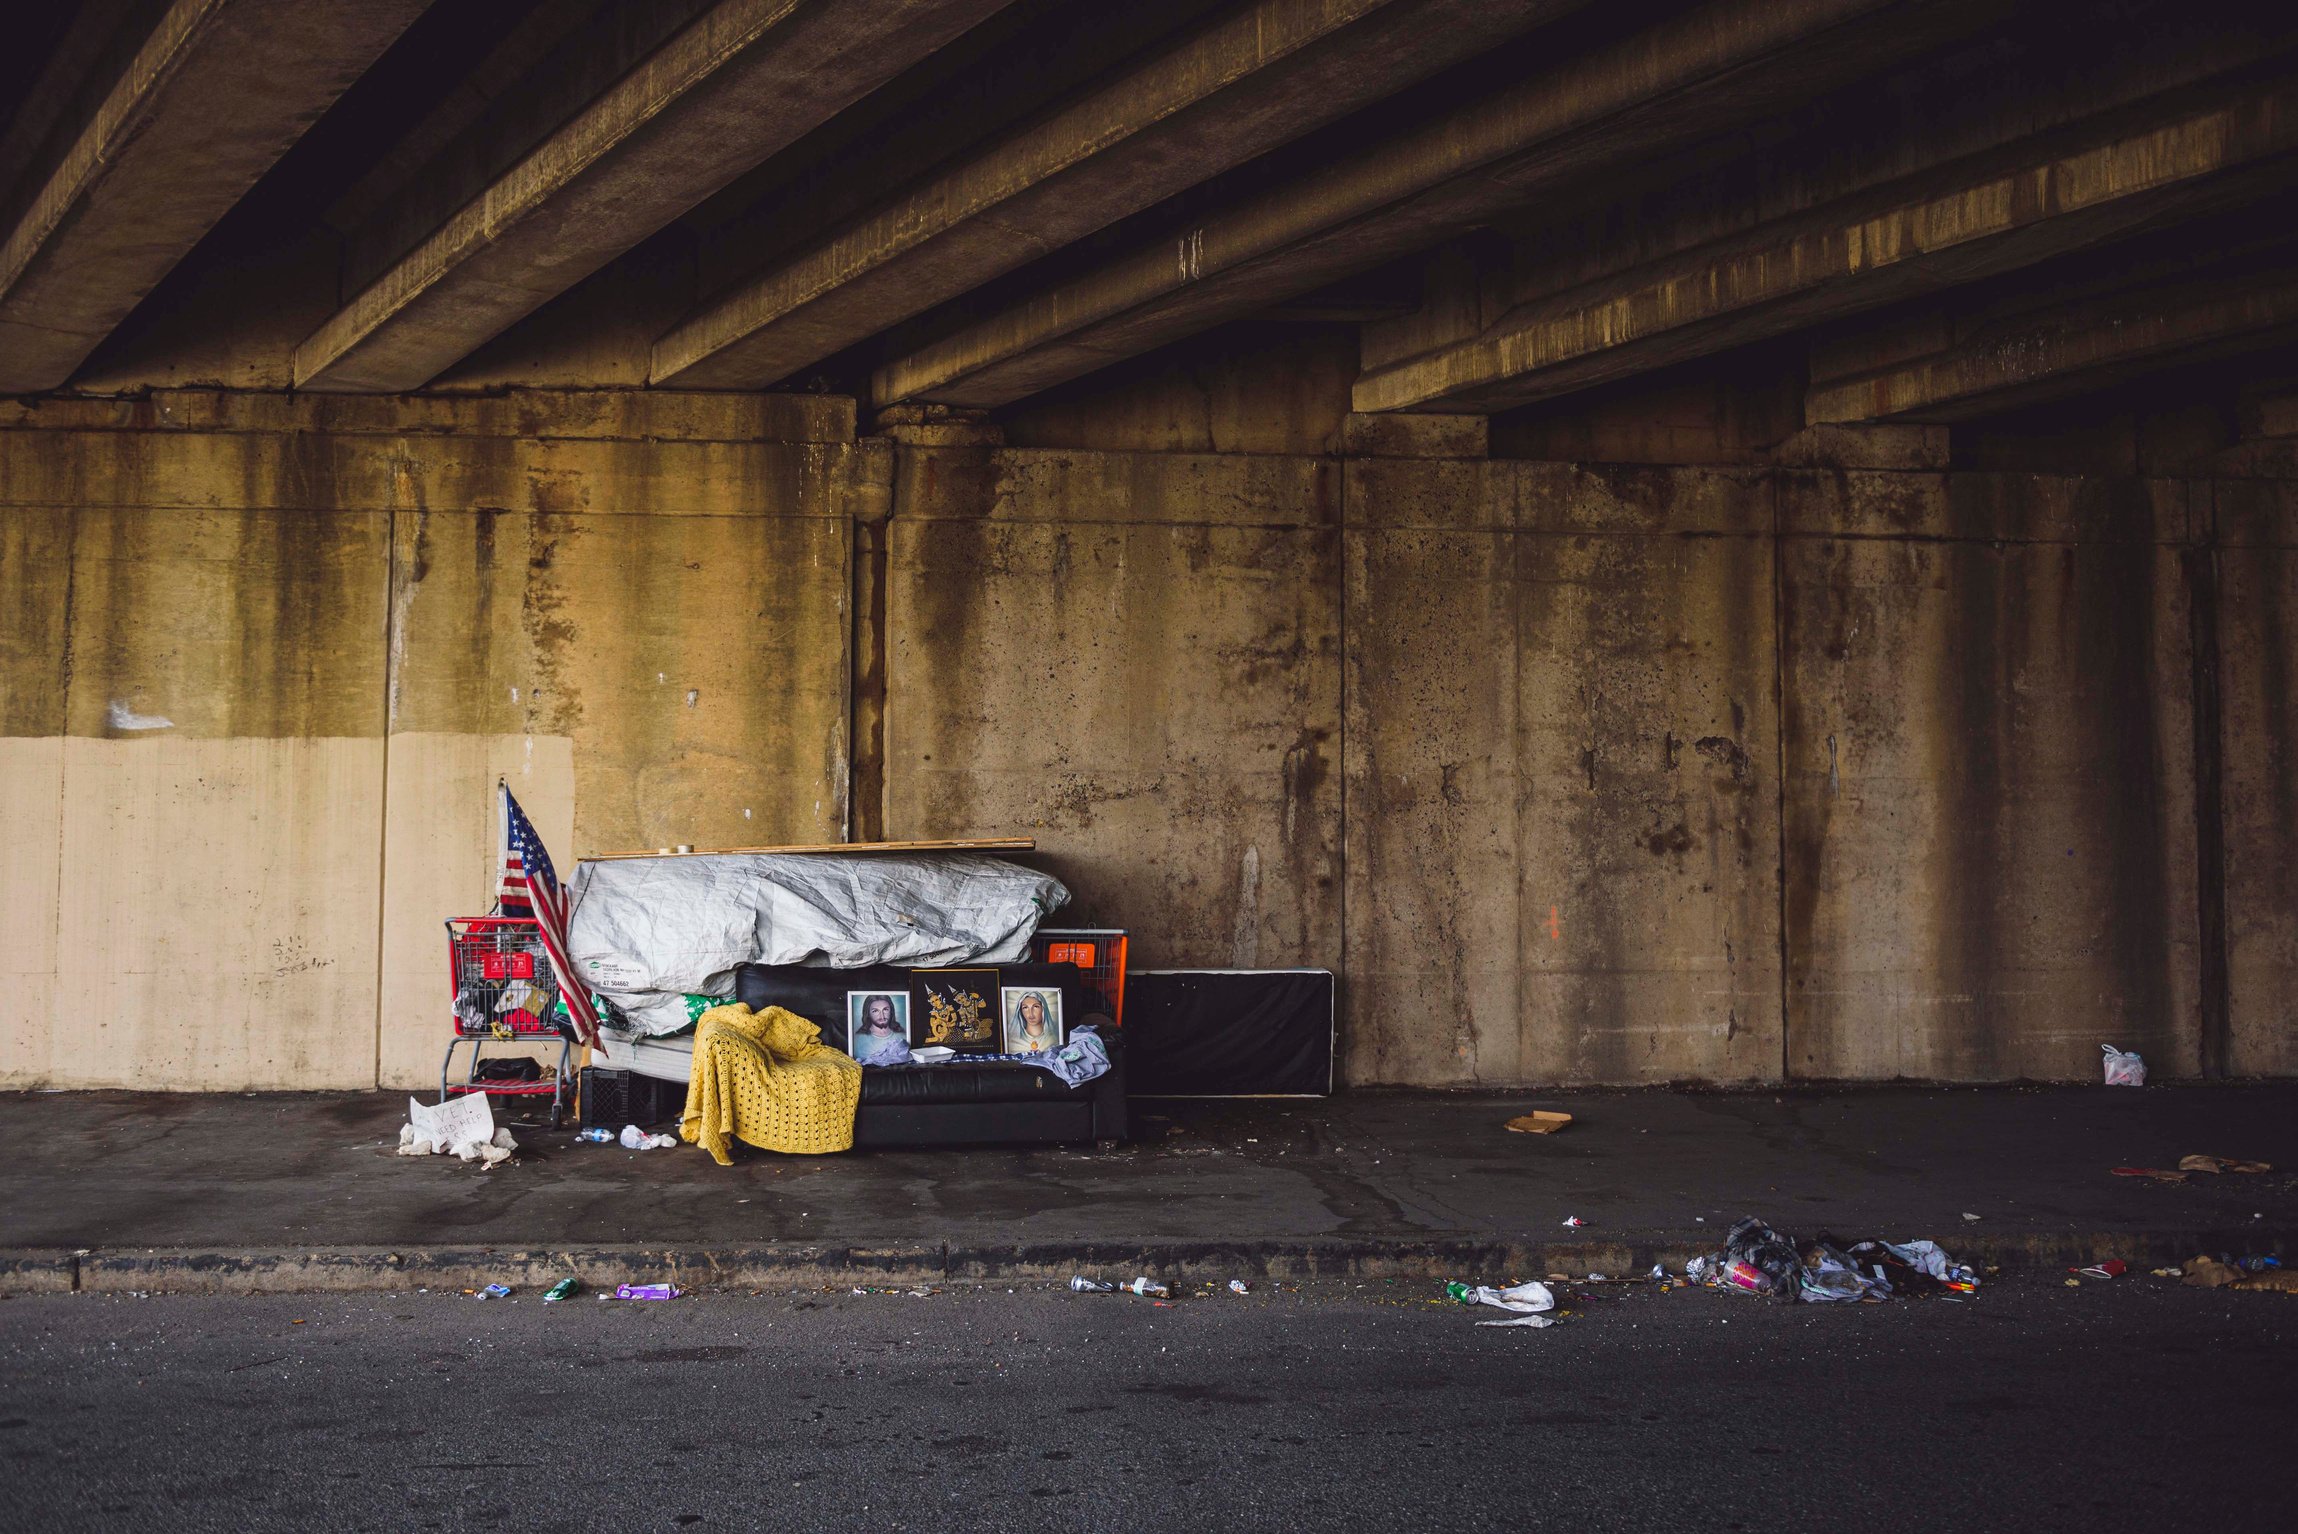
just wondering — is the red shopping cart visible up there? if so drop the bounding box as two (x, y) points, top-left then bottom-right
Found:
(443, 917), (577, 1127)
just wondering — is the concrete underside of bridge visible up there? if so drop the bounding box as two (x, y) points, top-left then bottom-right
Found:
(4, 0), (2296, 1089)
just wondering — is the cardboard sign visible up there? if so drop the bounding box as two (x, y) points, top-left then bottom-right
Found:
(408, 1092), (495, 1148)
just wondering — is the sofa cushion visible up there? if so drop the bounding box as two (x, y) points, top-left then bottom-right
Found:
(859, 1062), (1099, 1106)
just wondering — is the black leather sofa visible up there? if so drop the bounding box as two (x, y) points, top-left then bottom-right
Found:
(732, 961), (1127, 1149)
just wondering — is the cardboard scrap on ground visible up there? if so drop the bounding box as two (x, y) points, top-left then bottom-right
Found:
(409, 1093), (495, 1148)
(2183, 1256), (2296, 1293)
(1505, 1112), (1573, 1135)
(2235, 1269), (2298, 1293)
(2177, 1153), (2273, 1174)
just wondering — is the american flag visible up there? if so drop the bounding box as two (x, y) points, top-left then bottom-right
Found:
(500, 784), (599, 1047)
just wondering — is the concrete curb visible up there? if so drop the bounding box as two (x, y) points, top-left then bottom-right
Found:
(3, 1226), (2285, 1295)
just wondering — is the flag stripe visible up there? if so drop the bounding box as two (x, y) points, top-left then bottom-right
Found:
(500, 785), (596, 1045)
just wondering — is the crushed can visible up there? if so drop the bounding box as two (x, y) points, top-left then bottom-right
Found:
(542, 1278), (579, 1303)
(1068, 1275), (1116, 1293)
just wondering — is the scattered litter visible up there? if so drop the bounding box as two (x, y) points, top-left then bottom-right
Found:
(1505, 1112), (1573, 1135)
(2069, 1260), (2127, 1281)
(476, 1284), (511, 1299)
(2101, 1044), (2147, 1086)
(2240, 1255), (2284, 1272)
(1561, 1216), (1586, 1228)
(1682, 1219), (1979, 1304)
(619, 1124), (677, 1150)
(1960, 1212), (1982, 1222)
(398, 1095), (517, 1166)
(2150, 1267), (2183, 1278)
(1229, 1280), (1249, 1295)
(613, 1283), (681, 1301)
(576, 1127), (615, 1143)
(542, 1278), (579, 1303)
(1126, 1277), (1170, 1298)
(1446, 1279), (1556, 1322)
(2063, 1277), (2082, 1288)
(1069, 1275), (1116, 1293)
(2111, 1166), (2187, 1182)
(2178, 1154), (2273, 1174)
(1476, 1313), (1557, 1329)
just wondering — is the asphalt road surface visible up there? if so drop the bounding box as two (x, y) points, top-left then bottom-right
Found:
(0, 1273), (2288, 1531)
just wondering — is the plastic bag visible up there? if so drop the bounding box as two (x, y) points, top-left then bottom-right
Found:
(1446, 1279), (1555, 1315)
(1723, 1216), (1803, 1303)
(2102, 1044), (2147, 1087)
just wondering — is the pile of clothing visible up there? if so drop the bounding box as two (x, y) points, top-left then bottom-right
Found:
(1683, 1216), (1980, 1303)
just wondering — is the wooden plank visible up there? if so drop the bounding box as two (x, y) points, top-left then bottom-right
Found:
(582, 837), (1035, 862)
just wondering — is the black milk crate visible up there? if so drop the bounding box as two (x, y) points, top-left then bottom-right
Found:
(580, 1067), (687, 1130)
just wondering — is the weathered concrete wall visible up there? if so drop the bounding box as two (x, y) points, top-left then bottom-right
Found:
(1, 392), (2284, 1087)
(1344, 461), (1781, 1086)
(0, 391), (855, 1090)
(881, 445), (1344, 970)
(1779, 473), (2202, 1081)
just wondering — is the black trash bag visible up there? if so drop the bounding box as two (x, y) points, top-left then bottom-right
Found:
(473, 1058), (543, 1083)
(1724, 1215), (1804, 1302)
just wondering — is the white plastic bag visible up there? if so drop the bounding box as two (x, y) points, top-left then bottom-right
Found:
(2102, 1044), (2147, 1087)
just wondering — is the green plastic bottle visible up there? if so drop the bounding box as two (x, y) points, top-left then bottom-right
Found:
(542, 1278), (579, 1303)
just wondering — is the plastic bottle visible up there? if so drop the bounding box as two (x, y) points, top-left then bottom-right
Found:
(576, 1127), (613, 1143)
(1126, 1277), (1169, 1298)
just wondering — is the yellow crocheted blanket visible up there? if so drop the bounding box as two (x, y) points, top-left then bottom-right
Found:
(679, 1004), (862, 1165)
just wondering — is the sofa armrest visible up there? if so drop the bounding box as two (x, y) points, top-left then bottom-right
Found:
(1090, 1026), (1128, 1143)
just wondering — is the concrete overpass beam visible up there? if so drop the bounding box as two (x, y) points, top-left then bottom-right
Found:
(293, 0), (1018, 394)
(650, 0), (1584, 389)
(1352, 73), (2298, 414)
(1805, 265), (2298, 423)
(871, 0), (1988, 410)
(0, 0), (428, 394)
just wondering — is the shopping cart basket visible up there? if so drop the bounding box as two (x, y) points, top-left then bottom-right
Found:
(443, 917), (577, 1127)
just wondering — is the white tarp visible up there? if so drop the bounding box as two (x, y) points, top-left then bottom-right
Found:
(567, 852), (1068, 1036)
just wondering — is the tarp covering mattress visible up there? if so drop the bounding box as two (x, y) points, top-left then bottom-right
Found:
(568, 852), (1068, 1036)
